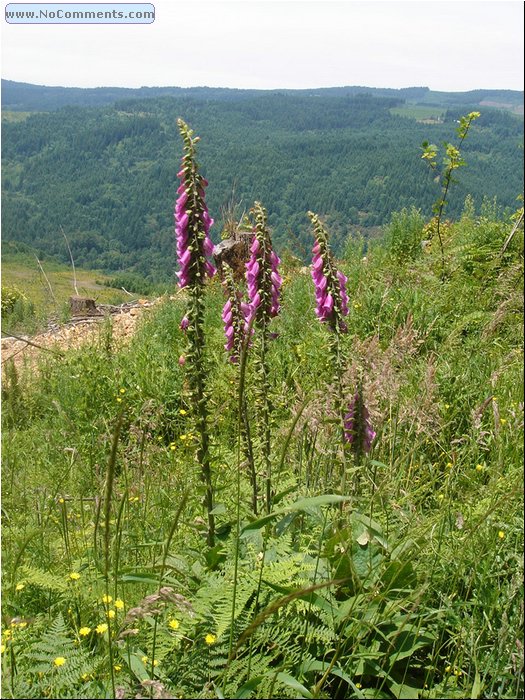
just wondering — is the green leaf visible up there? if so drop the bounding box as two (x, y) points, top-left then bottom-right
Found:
(471, 671), (482, 699)
(387, 681), (420, 699)
(210, 503), (227, 515)
(290, 494), (350, 510)
(234, 676), (264, 698)
(300, 660), (364, 697)
(205, 544), (226, 569)
(276, 672), (314, 698)
(385, 627), (434, 661)
(240, 512), (277, 534)
(117, 572), (160, 584)
(128, 653), (150, 682)
(241, 495), (350, 535)
(213, 683), (226, 699)
(275, 511), (300, 536)
(272, 484), (298, 505)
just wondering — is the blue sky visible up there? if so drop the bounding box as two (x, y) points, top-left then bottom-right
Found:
(2, 1), (523, 91)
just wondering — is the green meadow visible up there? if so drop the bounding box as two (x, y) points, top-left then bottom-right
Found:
(2, 199), (523, 698)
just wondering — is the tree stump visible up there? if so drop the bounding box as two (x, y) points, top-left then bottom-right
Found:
(213, 231), (254, 282)
(69, 296), (99, 316)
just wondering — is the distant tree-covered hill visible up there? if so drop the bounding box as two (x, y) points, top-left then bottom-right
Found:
(3, 79), (523, 113)
(2, 81), (523, 282)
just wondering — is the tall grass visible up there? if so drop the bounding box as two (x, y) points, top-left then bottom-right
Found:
(2, 157), (523, 697)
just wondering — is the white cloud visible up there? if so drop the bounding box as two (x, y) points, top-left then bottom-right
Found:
(1, 1), (523, 91)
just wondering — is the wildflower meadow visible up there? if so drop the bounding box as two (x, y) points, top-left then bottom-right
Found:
(1, 116), (523, 699)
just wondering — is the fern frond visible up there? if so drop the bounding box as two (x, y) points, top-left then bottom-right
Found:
(19, 565), (68, 592)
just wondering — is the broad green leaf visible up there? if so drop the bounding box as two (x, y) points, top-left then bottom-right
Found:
(213, 683), (225, 699)
(210, 503), (227, 515)
(241, 495), (350, 535)
(276, 672), (313, 698)
(234, 675), (264, 698)
(128, 653), (150, 682)
(300, 660), (364, 698)
(356, 529), (371, 546)
(286, 494), (351, 511)
(388, 681), (420, 699)
(240, 512), (277, 534)
(471, 671), (482, 699)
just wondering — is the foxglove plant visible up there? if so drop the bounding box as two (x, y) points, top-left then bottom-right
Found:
(222, 263), (250, 365)
(308, 211), (357, 492)
(222, 262), (258, 512)
(245, 214), (282, 327)
(175, 119), (216, 547)
(309, 212), (349, 333)
(344, 389), (376, 461)
(246, 202), (282, 512)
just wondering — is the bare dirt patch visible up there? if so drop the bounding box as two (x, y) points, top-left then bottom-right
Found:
(1, 298), (162, 374)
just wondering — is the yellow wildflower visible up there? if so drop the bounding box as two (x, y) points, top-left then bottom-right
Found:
(500, 418), (507, 425)
(475, 464), (484, 472)
(79, 627), (91, 636)
(114, 664), (122, 672)
(119, 388), (126, 394)
(168, 619), (180, 630)
(205, 633), (217, 645)
(141, 656), (158, 666)
(0, 644), (5, 654)
(107, 610), (116, 619)
(445, 665), (451, 673)
(69, 572), (81, 581)
(101, 594), (112, 604)
(179, 409), (187, 415)
(180, 434), (187, 441)
(116, 397), (123, 403)
(446, 462), (453, 469)
(96, 623), (108, 634)
(114, 598), (125, 610)
(54, 657), (66, 667)
(58, 498), (65, 504)
(498, 530), (505, 539)
(15, 583), (25, 591)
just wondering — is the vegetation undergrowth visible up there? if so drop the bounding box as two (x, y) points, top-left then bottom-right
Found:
(1, 120), (523, 700)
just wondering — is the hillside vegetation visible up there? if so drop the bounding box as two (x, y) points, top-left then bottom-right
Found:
(1, 250), (138, 335)
(2, 82), (523, 282)
(1, 114), (523, 700)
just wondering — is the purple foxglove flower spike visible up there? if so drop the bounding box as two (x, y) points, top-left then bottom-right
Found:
(175, 119), (217, 548)
(308, 211), (349, 333)
(221, 263), (248, 363)
(245, 202), (282, 329)
(343, 390), (376, 455)
(174, 127), (216, 290)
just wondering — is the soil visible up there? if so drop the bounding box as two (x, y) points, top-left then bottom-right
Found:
(1, 298), (162, 375)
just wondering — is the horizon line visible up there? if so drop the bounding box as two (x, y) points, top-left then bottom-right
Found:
(2, 78), (524, 95)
